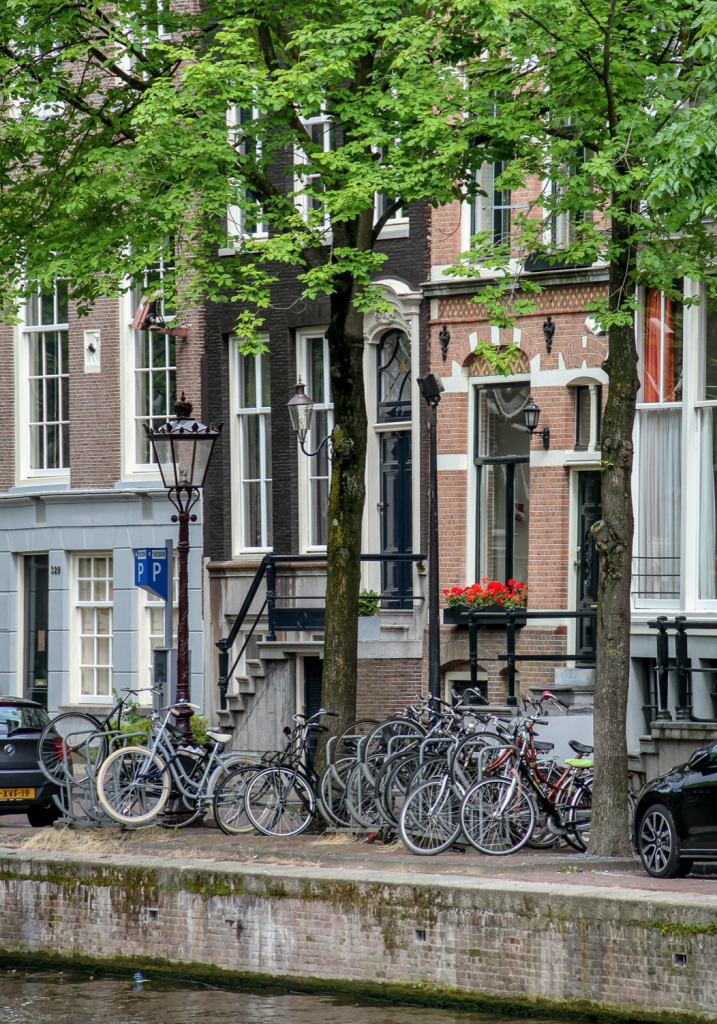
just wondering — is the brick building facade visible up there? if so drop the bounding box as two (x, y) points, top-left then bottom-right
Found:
(0, 290), (204, 712)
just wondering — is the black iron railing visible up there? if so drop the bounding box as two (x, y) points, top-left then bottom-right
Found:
(647, 616), (717, 722)
(216, 552), (426, 710)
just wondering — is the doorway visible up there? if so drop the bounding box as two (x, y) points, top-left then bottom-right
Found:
(380, 431), (413, 608)
(303, 656), (323, 766)
(576, 471), (601, 660)
(25, 554), (49, 707)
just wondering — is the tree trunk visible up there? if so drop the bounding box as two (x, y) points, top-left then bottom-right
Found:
(318, 269), (368, 761)
(588, 201), (639, 857)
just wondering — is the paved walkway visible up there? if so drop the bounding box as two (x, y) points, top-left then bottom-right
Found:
(2, 811), (717, 898)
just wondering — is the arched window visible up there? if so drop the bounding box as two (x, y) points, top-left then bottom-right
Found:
(377, 329), (411, 422)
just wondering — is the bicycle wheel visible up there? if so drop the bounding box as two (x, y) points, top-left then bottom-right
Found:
(460, 776), (536, 855)
(317, 757), (354, 827)
(565, 783), (591, 852)
(398, 778), (462, 856)
(330, 720), (378, 764)
(345, 762), (384, 828)
(245, 767), (315, 837)
(213, 764), (265, 835)
(96, 746), (171, 825)
(450, 733), (510, 788)
(361, 718), (425, 782)
(38, 713), (105, 784)
(374, 749), (420, 824)
(409, 755), (449, 791)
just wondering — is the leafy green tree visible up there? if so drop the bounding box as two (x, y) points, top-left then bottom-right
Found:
(442, 0), (717, 853)
(0, 0), (475, 744)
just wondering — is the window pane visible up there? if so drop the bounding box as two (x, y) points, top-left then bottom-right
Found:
(78, 578), (92, 601)
(61, 423), (70, 469)
(46, 377), (58, 422)
(152, 370), (167, 416)
(81, 668), (95, 695)
(576, 388), (591, 447)
(704, 299), (717, 402)
(96, 637), (111, 665)
(313, 410), (329, 476)
(240, 354), (256, 408)
(514, 462), (530, 586)
(265, 478), (273, 548)
(30, 379), (43, 422)
(483, 463), (507, 581)
(136, 331), (150, 369)
(96, 608), (111, 635)
(261, 353), (271, 407)
(46, 425), (59, 468)
(45, 332), (58, 375)
(311, 477), (329, 547)
(30, 426), (43, 470)
(152, 335), (166, 368)
(242, 414), (261, 479)
(663, 289), (683, 402)
(479, 386), (531, 458)
(94, 557), (106, 578)
(57, 281), (68, 323)
(81, 638), (94, 664)
(61, 376), (69, 421)
(700, 408), (717, 598)
(93, 579), (107, 602)
(81, 607), (94, 632)
(377, 329), (412, 421)
(243, 481), (261, 547)
(29, 333), (43, 376)
(264, 414), (272, 478)
(78, 557), (91, 579)
(308, 337), (325, 403)
(60, 331), (69, 373)
(41, 292), (54, 325)
(96, 668), (111, 696)
(26, 294), (39, 327)
(635, 410), (681, 598)
(136, 369), (150, 417)
(643, 289), (662, 403)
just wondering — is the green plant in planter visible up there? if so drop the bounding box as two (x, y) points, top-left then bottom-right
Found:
(358, 590), (380, 617)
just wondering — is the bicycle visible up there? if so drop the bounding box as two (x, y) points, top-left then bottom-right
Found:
(95, 700), (254, 826)
(219, 709), (337, 837)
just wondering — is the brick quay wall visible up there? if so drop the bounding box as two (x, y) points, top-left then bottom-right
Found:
(1, 850), (717, 1023)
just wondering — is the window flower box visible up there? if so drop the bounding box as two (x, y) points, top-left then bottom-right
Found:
(442, 604), (527, 627)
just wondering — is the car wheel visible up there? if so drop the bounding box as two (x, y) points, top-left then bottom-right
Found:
(638, 803), (690, 878)
(27, 802), (62, 828)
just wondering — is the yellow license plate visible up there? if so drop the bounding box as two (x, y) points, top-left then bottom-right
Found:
(0, 788), (35, 800)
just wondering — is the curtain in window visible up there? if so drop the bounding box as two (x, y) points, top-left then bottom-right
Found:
(643, 288), (662, 403)
(700, 408), (717, 600)
(636, 410), (681, 598)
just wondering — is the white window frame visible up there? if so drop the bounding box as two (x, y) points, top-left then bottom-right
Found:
(296, 330), (334, 552)
(227, 104), (268, 244)
(373, 146), (409, 240)
(229, 336), (273, 556)
(121, 260), (177, 478)
(73, 553), (114, 705)
(295, 109), (332, 233)
(16, 284), (70, 484)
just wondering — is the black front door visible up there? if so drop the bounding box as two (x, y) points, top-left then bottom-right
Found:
(380, 431), (412, 608)
(303, 656), (323, 767)
(576, 472), (601, 660)
(25, 554), (49, 708)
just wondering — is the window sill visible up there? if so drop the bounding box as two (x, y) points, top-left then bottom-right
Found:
(10, 479), (70, 494)
(377, 221), (410, 240)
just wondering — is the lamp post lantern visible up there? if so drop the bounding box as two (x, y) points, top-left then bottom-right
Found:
(145, 393), (221, 734)
(287, 380), (333, 457)
(523, 395), (550, 450)
(416, 372), (445, 704)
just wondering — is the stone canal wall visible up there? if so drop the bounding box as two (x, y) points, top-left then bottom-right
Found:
(1, 850), (717, 1022)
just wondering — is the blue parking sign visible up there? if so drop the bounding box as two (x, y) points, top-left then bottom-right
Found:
(134, 547), (169, 601)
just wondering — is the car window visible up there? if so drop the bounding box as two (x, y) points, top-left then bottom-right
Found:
(0, 705), (51, 736)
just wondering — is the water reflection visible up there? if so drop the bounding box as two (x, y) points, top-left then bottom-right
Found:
(0, 971), (580, 1024)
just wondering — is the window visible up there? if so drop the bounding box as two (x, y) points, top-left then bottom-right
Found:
(296, 109), (333, 228)
(374, 146), (409, 237)
(549, 148), (591, 248)
(377, 330), (411, 421)
(24, 283), (69, 471)
(640, 285), (683, 404)
(698, 297), (717, 598)
(144, 555), (178, 685)
(301, 334), (333, 547)
(575, 385), (601, 450)
(76, 556), (113, 701)
(472, 162), (510, 247)
(133, 263), (177, 466)
(227, 105), (267, 241)
(474, 384), (531, 584)
(236, 351), (272, 550)
(634, 286), (683, 602)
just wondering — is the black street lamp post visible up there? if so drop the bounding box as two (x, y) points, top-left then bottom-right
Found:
(287, 379), (332, 457)
(145, 393), (221, 735)
(416, 372), (445, 703)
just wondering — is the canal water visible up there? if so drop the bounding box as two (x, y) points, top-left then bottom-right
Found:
(0, 970), (582, 1024)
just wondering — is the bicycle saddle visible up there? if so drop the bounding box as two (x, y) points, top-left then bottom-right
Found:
(206, 730), (232, 744)
(569, 739), (594, 755)
(534, 741), (554, 753)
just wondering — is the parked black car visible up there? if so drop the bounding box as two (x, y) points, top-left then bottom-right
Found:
(635, 741), (717, 877)
(0, 699), (62, 827)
